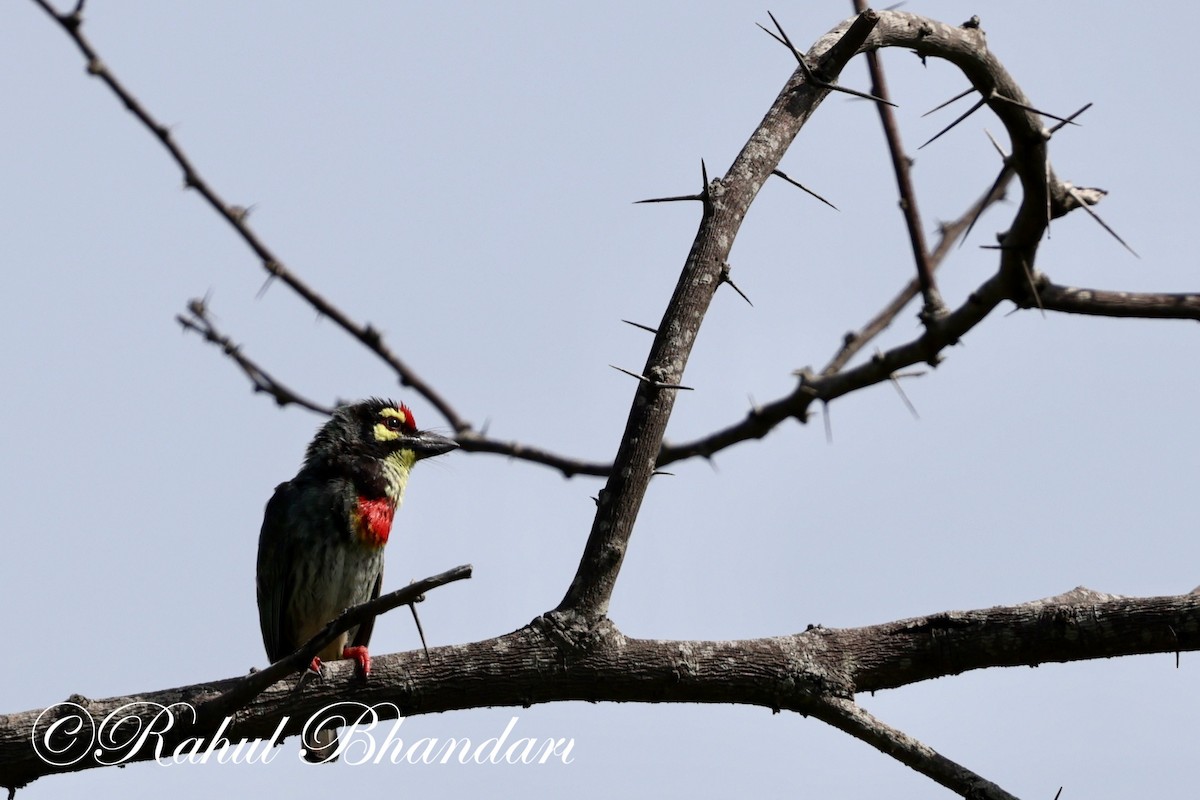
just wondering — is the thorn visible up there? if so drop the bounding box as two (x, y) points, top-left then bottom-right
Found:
(1045, 161), (1053, 235)
(228, 203), (255, 222)
(610, 364), (652, 384)
(1048, 102), (1093, 135)
(634, 193), (704, 205)
(826, 83), (898, 107)
(255, 275), (277, 300)
(959, 167), (1011, 248)
(1064, 185), (1139, 258)
(621, 319), (658, 334)
(1020, 258), (1045, 318)
(983, 128), (1008, 159)
(822, 401), (833, 444)
(918, 97), (987, 149)
(989, 92), (1081, 125)
(720, 263), (753, 307)
(608, 364), (693, 391)
(761, 11), (895, 107)
(921, 87), (976, 118)
(772, 169), (839, 210)
(408, 602), (431, 661)
(651, 470), (675, 477)
(756, 23), (790, 55)
(886, 368), (920, 421)
(764, 10), (807, 69)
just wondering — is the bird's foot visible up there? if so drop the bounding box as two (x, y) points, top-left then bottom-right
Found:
(293, 657), (324, 693)
(342, 645), (371, 678)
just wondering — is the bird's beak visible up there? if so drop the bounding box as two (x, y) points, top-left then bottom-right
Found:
(411, 431), (459, 460)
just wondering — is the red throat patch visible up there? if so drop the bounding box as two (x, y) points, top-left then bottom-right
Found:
(354, 496), (395, 546)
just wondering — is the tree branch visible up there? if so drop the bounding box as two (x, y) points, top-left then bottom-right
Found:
(853, 0), (947, 321)
(812, 698), (1019, 800)
(29, 0), (468, 431)
(5, 588), (1196, 791)
(553, 9), (883, 620)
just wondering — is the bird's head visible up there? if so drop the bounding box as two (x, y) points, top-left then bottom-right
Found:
(304, 398), (457, 499)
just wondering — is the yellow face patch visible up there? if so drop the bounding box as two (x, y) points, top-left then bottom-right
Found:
(372, 407), (410, 442)
(379, 407), (409, 423)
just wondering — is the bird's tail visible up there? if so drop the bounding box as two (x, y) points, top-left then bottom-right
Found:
(303, 726), (339, 763)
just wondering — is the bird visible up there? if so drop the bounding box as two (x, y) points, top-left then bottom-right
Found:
(256, 398), (456, 762)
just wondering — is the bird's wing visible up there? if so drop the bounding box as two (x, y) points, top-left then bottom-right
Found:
(256, 480), (297, 663)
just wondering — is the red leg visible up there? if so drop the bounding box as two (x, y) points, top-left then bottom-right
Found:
(342, 645), (371, 677)
(307, 656), (323, 675)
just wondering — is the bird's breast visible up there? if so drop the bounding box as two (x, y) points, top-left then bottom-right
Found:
(352, 496), (395, 546)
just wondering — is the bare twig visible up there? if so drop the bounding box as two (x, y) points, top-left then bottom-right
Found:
(854, 0), (946, 320)
(29, 0), (469, 432)
(176, 299), (334, 416)
(204, 564), (472, 723)
(813, 698), (1019, 800)
(822, 170), (1012, 375)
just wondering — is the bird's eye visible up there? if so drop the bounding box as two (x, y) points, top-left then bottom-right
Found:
(384, 416), (403, 431)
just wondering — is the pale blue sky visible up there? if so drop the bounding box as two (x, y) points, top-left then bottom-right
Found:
(3, 3), (1196, 798)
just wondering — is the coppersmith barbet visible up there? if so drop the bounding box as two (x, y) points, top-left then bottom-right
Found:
(256, 399), (456, 762)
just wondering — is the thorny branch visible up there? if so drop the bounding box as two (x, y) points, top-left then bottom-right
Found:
(20, 2), (1200, 798)
(29, 0), (464, 430)
(5, 587), (1199, 794)
(34, 1), (1184, 484)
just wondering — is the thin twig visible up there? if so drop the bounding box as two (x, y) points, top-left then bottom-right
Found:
(206, 565), (472, 718)
(813, 697), (1020, 800)
(854, 1), (946, 320)
(30, 0), (470, 432)
(176, 299), (334, 416)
